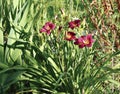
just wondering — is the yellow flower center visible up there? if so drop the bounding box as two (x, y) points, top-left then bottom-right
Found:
(66, 34), (71, 39)
(83, 39), (89, 45)
(72, 23), (76, 27)
(46, 25), (50, 30)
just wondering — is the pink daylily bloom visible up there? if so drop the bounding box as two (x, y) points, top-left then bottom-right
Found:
(74, 34), (94, 48)
(65, 31), (76, 41)
(74, 37), (85, 48)
(40, 22), (55, 35)
(82, 34), (94, 47)
(68, 19), (80, 29)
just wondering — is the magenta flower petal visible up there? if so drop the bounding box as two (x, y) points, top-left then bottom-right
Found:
(39, 22), (55, 35)
(44, 22), (55, 30)
(46, 30), (51, 35)
(68, 21), (75, 29)
(74, 37), (85, 48)
(40, 28), (46, 33)
(68, 19), (80, 29)
(74, 20), (80, 27)
(49, 23), (55, 30)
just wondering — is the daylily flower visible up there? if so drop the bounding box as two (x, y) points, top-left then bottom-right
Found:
(65, 31), (76, 41)
(74, 34), (94, 48)
(68, 19), (80, 29)
(40, 22), (55, 35)
(82, 34), (94, 47)
(74, 37), (85, 48)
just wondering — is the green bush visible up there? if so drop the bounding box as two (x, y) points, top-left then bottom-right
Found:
(0, 0), (120, 94)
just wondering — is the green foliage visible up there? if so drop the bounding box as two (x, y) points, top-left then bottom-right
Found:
(0, 0), (120, 94)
